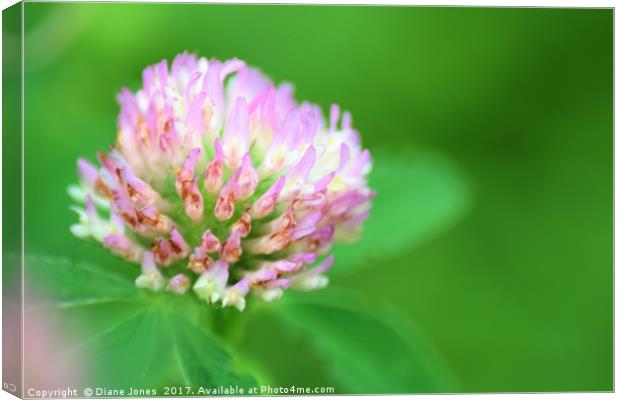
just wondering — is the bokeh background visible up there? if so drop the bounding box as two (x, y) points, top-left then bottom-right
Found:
(6, 3), (613, 392)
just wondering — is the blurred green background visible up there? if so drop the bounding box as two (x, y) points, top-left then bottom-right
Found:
(8, 3), (612, 392)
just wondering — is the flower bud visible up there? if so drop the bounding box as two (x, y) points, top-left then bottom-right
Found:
(70, 53), (373, 311)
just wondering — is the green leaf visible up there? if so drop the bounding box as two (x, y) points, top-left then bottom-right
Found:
(25, 255), (257, 390)
(269, 288), (458, 393)
(333, 151), (470, 276)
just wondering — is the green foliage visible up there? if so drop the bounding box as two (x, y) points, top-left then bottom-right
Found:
(25, 256), (257, 390)
(334, 152), (470, 276)
(268, 289), (458, 393)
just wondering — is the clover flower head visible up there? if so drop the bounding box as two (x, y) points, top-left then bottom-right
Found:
(69, 53), (374, 311)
